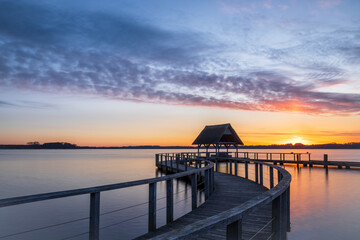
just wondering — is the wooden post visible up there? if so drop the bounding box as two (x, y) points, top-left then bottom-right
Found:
(170, 156), (173, 171)
(155, 154), (159, 166)
(229, 160), (233, 175)
(166, 179), (173, 224)
(272, 194), (286, 240)
(270, 167), (274, 188)
(176, 154), (179, 171)
(208, 168), (213, 195)
(255, 163), (259, 183)
(245, 161), (248, 179)
(278, 171), (283, 183)
(234, 160), (238, 176)
(286, 187), (291, 232)
(191, 173), (198, 210)
(215, 159), (219, 172)
(205, 169), (210, 200)
(148, 183), (156, 231)
(89, 192), (100, 240)
(226, 219), (242, 240)
(324, 154), (328, 169)
(211, 168), (215, 192)
(280, 192), (287, 239)
(272, 196), (281, 240)
(259, 164), (263, 186)
(296, 154), (299, 168)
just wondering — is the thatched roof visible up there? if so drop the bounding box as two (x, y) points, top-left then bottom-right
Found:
(192, 123), (244, 146)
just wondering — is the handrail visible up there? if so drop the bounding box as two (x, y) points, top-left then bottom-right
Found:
(151, 155), (291, 240)
(0, 155), (215, 240)
(0, 162), (213, 208)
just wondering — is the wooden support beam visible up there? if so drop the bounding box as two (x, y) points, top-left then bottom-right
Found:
(255, 163), (259, 184)
(148, 183), (157, 232)
(226, 219), (242, 240)
(166, 179), (173, 224)
(324, 154), (328, 169)
(205, 170), (210, 200)
(191, 173), (198, 210)
(234, 160), (238, 176)
(89, 192), (100, 240)
(245, 161), (248, 179)
(259, 164), (263, 186)
(270, 167), (274, 188)
(272, 196), (281, 240)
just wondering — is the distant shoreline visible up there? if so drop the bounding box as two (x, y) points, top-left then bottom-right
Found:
(1, 142), (360, 149)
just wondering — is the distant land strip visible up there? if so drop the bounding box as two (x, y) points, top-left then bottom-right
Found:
(1, 142), (360, 149)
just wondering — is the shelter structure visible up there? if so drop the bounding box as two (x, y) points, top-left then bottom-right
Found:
(192, 123), (244, 155)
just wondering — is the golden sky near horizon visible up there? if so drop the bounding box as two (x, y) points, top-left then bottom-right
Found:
(1, 90), (359, 146)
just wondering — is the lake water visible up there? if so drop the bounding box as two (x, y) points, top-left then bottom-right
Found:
(0, 149), (359, 239)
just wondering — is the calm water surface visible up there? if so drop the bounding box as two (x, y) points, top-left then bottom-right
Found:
(0, 149), (359, 240)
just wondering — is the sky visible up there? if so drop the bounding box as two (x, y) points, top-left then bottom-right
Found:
(0, 0), (360, 146)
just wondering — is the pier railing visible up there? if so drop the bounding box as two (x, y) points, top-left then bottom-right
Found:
(0, 157), (214, 240)
(153, 153), (291, 240)
(196, 150), (311, 162)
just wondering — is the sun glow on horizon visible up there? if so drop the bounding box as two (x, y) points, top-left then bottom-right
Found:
(285, 136), (310, 145)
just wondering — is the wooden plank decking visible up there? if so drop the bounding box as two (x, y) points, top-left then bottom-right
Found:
(136, 162), (272, 240)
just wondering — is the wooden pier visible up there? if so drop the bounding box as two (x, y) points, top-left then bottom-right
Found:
(138, 153), (291, 240)
(205, 151), (360, 170)
(138, 163), (271, 239)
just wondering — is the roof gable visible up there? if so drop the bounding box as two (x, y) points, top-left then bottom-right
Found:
(192, 123), (244, 145)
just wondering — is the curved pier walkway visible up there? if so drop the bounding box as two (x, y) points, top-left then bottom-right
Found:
(137, 165), (271, 239)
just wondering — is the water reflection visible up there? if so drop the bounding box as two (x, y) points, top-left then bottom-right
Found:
(0, 149), (359, 240)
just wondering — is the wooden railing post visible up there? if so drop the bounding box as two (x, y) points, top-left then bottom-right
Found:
(211, 168), (215, 193)
(205, 169), (210, 200)
(324, 154), (328, 169)
(245, 161), (248, 179)
(155, 154), (159, 166)
(255, 163), (259, 183)
(234, 160), (238, 176)
(229, 160), (233, 175)
(272, 195), (281, 240)
(259, 163), (263, 185)
(226, 219), (242, 240)
(286, 187), (291, 232)
(89, 192), (100, 240)
(148, 182), (157, 232)
(278, 171), (283, 184)
(280, 191), (287, 239)
(166, 179), (174, 224)
(270, 167), (274, 188)
(191, 173), (198, 210)
(170, 156), (173, 171)
(176, 154), (179, 170)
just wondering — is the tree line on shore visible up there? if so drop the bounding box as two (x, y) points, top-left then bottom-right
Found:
(1, 142), (360, 149)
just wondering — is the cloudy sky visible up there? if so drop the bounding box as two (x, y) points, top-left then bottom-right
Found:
(1, 0), (360, 146)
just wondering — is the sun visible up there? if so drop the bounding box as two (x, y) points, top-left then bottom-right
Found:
(288, 136), (308, 145)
